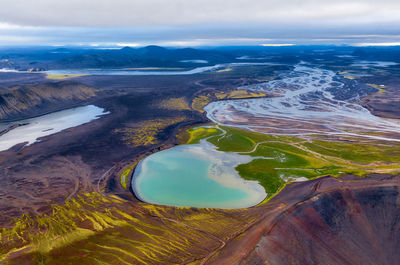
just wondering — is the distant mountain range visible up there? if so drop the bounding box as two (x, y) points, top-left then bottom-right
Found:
(47, 45), (238, 69)
(0, 46), (236, 71)
(0, 45), (400, 71)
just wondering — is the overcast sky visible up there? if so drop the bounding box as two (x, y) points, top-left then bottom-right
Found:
(0, 0), (399, 46)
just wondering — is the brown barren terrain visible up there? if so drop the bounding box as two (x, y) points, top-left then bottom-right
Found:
(1, 62), (400, 264)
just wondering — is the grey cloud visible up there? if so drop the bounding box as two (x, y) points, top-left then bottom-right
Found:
(0, 0), (400, 27)
(0, 0), (399, 46)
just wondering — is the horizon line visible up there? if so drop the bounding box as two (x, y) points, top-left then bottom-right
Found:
(1, 42), (400, 49)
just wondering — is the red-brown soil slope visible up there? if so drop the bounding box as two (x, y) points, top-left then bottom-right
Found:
(208, 174), (400, 265)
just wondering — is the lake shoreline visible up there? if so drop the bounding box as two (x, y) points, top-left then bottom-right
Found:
(0, 105), (108, 152)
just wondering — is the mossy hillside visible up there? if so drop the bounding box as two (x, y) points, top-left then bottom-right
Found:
(1, 192), (262, 265)
(0, 83), (97, 119)
(113, 117), (187, 147)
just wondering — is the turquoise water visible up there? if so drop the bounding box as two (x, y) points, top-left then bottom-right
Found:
(133, 141), (266, 209)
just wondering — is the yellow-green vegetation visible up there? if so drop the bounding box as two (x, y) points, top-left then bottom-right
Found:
(46, 74), (86, 80)
(191, 95), (211, 113)
(188, 126), (400, 198)
(0, 193), (124, 263)
(216, 67), (233, 73)
(120, 164), (136, 189)
(113, 117), (186, 146)
(367, 83), (386, 93)
(343, 75), (357, 80)
(186, 126), (221, 144)
(191, 90), (266, 113)
(0, 192), (262, 265)
(215, 89), (266, 100)
(158, 97), (191, 111)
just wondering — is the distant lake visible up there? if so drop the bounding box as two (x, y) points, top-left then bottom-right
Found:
(44, 62), (278, 76)
(45, 65), (222, 76)
(132, 140), (266, 209)
(0, 105), (108, 152)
